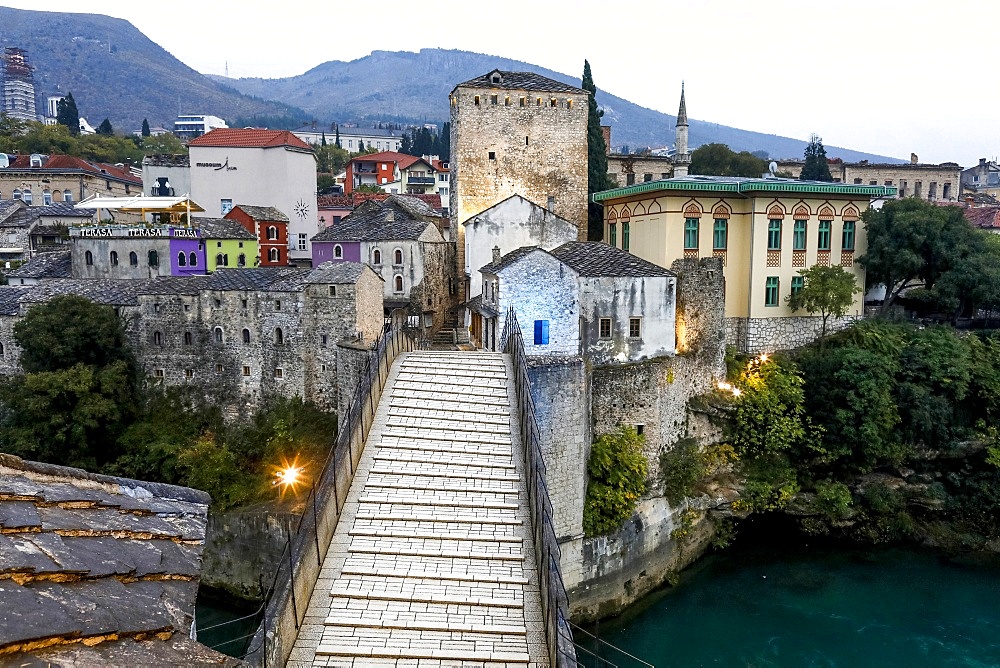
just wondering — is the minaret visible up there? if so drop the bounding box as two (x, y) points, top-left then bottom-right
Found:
(673, 82), (690, 178)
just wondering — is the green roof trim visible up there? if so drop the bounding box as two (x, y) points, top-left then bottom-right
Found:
(592, 176), (898, 202)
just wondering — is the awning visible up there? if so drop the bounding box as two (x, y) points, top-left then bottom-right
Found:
(76, 195), (205, 214)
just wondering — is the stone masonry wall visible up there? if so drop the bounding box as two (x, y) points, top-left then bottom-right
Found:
(725, 314), (861, 354)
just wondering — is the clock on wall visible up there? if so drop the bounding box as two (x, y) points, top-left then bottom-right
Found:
(294, 199), (310, 220)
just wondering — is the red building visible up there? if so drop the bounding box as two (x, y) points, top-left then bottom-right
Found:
(224, 205), (289, 266)
(344, 151), (438, 195)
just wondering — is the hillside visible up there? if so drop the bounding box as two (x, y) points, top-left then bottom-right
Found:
(0, 7), (304, 134)
(214, 48), (900, 162)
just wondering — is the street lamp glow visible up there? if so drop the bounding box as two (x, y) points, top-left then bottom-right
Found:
(276, 466), (301, 487)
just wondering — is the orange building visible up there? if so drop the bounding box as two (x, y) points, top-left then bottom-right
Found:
(224, 205), (289, 266)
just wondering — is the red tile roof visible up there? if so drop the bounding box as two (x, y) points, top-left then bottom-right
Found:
(348, 151), (433, 171)
(963, 206), (1000, 229)
(7, 154), (141, 184)
(432, 159), (449, 173)
(188, 128), (312, 150)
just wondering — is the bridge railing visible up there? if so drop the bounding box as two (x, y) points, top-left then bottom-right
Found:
(501, 307), (578, 667)
(231, 324), (416, 667)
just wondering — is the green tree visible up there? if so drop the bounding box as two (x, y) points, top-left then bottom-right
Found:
(0, 296), (139, 469)
(583, 60), (611, 241)
(141, 132), (187, 156)
(859, 198), (978, 314)
(583, 426), (648, 535)
(400, 131), (413, 155)
(96, 118), (114, 136)
(801, 134), (832, 181)
(691, 143), (768, 177)
(56, 93), (80, 137)
(141, 118), (151, 137)
(786, 264), (862, 341)
(357, 138), (365, 152)
(334, 124), (341, 149)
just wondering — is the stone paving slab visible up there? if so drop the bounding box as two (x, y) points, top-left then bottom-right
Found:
(290, 351), (550, 666)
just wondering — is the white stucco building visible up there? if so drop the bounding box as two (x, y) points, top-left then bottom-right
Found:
(479, 241), (676, 363)
(188, 129), (318, 264)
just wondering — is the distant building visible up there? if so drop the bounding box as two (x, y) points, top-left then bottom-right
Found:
(776, 157), (961, 202)
(0, 154), (142, 204)
(594, 175), (896, 353)
(962, 158), (1000, 197)
(225, 204), (289, 266)
(311, 195), (454, 331)
(2, 47), (37, 122)
(142, 154), (192, 198)
(294, 126), (403, 153)
(344, 151), (437, 195)
(174, 114), (228, 140)
(188, 128), (317, 264)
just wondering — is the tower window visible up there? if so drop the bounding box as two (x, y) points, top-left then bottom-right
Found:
(488, 151), (496, 160)
(474, 95), (480, 105)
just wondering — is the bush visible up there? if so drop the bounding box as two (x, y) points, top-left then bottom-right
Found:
(814, 480), (853, 518)
(583, 426), (649, 536)
(659, 438), (703, 505)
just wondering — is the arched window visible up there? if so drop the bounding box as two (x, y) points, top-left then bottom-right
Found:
(393, 248), (403, 265)
(43, 189), (52, 205)
(178, 251), (187, 267)
(274, 328), (284, 345)
(129, 251), (138, 266)
(242, 328), (251, 344)
(190, 252), (197, 267)
(268, 248), (279, 263)
(12, 189), (20, 200)
(214, 327), (224, 343)
(373, 249), (382, 264)
(394, 274), (403, 292)
(152, 331), (163, 345)
(216, 253), (224, 266)
(0, 341), (4, 356)
(184, 331), (193, 345)
(238, 253), (246, 267)
(21, 189), (32, 205)
(85, 250), (94, 266)
(334, 244), (343, 259)
(63, 190), (73, 202)
(148, 250), (158, 266)
(266, 226), (278, 240)
(108, 251), (117, 266)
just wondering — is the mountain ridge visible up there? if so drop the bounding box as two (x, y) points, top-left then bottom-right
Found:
(212, 47), (902, 163)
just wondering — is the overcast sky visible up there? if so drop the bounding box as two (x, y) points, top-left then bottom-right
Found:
(5, 0), (997, 166)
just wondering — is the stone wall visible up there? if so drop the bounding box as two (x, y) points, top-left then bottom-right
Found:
(200, 509), (296, 599)
(495, 250), (579, 357)
(725, 313), (861, 353)
(407, 240), (456, 333)
(606, 154), (674, 187)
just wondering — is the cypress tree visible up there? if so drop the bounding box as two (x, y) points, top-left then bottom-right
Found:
(334, 125), (341, 149)
(56, 93), (80, 137)
(583, 61), (610, 241)
(141, 118), (150, 137)
(321, 131), (327, 147)
(96, 118), (114, 136)
(801, 134), (833, 181)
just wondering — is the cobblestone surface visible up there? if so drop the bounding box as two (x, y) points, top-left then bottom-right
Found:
(289, 352), (549, 667)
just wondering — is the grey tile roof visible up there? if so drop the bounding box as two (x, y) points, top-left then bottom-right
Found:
(142, 154), (190, 167)
(466, 294), (498, 318)
(0, 200), (34, 228)
(0, 286), (32, 315)
(232, 205), (289, 222)
(455, 70), (588, 95)
(304, 261), (368, 285)
(549, 242), (675, 278)
(196, 217), (256, 240)
(17, 279), (150, 306)
(205, 267), (312, 292)
(35, 203), (96, 218)
(479, 246), (541, 275)
(312, 196), (438, 243)
(7, 249), (72, 279)
(0, 453), (235, 665)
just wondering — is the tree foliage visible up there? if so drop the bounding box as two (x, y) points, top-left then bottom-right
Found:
(690, 143), (767, 177)
(583, 60), (611, 241)
(56, 92), (80, 137)
(859, 198), (991, 316)
(141, 118), (151, 137)
(786, 264), (861, 340)
(0, 117), (186, 164)
(583, 426), (648, 535)
(96, 118), (114, 136)
(801, 134), (832, 181)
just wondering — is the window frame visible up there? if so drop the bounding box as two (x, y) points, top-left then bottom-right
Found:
(629, 317), (642, 339)
(842, 221), (856, 251)
(792, 220), (807, 250)
(599, 317), (612, 339)
(684, 218), (699, 250)
(765, 276), (780, 306)
(713, 219), (728, 250)
(533, 319), (550, 345)
(791, 275), (805, 296)
(817, 220), (832, 251)
(767, 220), (782, 250)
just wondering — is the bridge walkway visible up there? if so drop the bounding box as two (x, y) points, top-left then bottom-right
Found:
(288, 351), (549, 667)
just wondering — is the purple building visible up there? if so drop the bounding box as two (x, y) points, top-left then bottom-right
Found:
(169, 230), (206, 276)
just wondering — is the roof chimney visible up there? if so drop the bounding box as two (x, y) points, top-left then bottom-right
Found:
(492, 246), (501, 263)
(911, 153), (919, 164)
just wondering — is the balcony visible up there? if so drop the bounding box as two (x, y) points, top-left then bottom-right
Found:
(406, 176), (436, 185)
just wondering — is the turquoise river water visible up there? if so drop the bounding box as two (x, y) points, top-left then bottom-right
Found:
(581, 526), (1000, 668)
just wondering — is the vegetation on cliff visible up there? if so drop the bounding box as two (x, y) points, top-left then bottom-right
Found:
(583, 426), (648, 536)
(0, 297), (337, 510)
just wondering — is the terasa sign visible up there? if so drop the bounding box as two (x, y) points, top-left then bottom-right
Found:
(77, 227), (202, 238)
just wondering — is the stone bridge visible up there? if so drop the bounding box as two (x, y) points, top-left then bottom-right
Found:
(286, 351), (555, 666)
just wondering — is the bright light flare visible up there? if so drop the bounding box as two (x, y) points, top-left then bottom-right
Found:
(273, 456), (305, 491)
(759, 353), (769, 362)
(716, 380), (742, 397)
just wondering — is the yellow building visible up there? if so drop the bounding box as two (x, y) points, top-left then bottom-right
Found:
(593, 175), (896, 352)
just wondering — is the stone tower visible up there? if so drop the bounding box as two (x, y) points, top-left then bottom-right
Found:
(2, 48), (38, 122)
(449, 69), (590, 298)
(673, 83), (690, 178)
